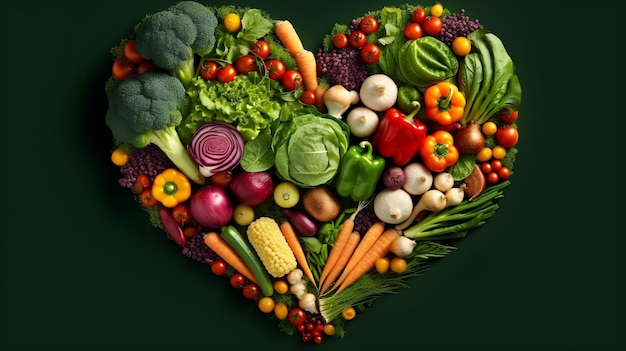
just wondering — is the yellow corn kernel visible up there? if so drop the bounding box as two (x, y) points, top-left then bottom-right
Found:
(246, 217), (297, 278)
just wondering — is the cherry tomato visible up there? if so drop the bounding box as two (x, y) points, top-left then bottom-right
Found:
(139, 188), (159, 207)
(500, 109), (519, 124)
(182, 226), (197, 238)
(487, 172), (499, 184)
(492, 145), (507, 160)
(359, 16), (379, 34)
(348, 30), (367, 48)
(281, 69), (303, 91)
(223, 13), (241, 32)
(403, 22), (423, 40)
(491, 159), (503, 172)
(313, 334), (323, 344)
(273, 280), (289, 294)
(200, 60), (219, 80)
(229, 273), (246, 289)
(209, 171), (233, 188)
(110, 148), (130, 166)
(323, 324), (336, 336)
(217, 64), (237, 83)
(235, 55), (257, 75)
(136, 174), (151, 189)
(481, 121), (497, 136)
(258, 296), (275, 313)
(123, 40), (143, 64)
(300, 90), (316, 105)
(112, 58), (135, 80)
(136, 60), (157, 75)
(211, 259), (227, 276)
(274, 302), (289, 320)
(498, 167), (511, 180)
(375, 257), (390, 274)
(422, 16), (443, 35)
(171, 204), (191, 226)
(480, 162), (492, 174)
(288, 307), (306, 326)
(250, 39), (270, 59)
(452, 36), (472, 57)
(411, 7), (427, 23)
(263, 59), (286, 80)
(475, 147), (493, 163)
(341, 306), (356, 320)
(360, 43), (381, 64)
(332, 33), (349, 49)
(243, 283), (259, 299)
(430, 3), (444, 17)
(496, 125), (519, 148)
(390, 256), (407, 273)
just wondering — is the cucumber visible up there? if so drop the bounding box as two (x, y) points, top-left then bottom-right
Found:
(220, 225), (274, 297)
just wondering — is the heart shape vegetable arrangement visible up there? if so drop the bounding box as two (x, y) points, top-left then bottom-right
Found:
(105, 1), (521, 344)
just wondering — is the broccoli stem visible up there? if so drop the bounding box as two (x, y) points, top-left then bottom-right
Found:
(171, 57), (196, 87)
(150, 126), (205, 185)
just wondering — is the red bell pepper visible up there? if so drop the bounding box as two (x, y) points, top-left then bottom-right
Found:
(371, 104), (427, 166)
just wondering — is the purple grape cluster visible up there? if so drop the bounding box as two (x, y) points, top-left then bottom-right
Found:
(181, 231), (219, 265)
(315, 47), (370, 91)
(436, 9), (483, 46)
(117, 144), (173, 188)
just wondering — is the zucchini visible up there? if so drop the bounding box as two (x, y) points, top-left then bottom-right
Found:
(220, 225), (274, 297)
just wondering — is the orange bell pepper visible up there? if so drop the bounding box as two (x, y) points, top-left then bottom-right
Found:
(419, 130), (459, 172)
(424, 81), (466, 126)
(152, 168), (192, 208)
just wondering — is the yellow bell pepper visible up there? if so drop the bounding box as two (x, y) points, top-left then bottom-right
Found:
(152, 168), (191, 208)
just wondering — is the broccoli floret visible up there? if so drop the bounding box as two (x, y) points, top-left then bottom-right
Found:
(105, 71), (204, 185)
(135, 1), (218, 86)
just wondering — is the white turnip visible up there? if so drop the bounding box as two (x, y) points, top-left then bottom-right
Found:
(373, 188), (413, 225)
(403, 163), (433, 195)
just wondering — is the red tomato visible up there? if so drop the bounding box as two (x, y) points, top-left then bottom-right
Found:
(288, 307), (307, 326)
(422, 16), (443, 35)
(210, 172), (233, 188)
(360, 43), (381, 64)
(171, 204), (191, 226)
(281, 69), (303, 91)
(498, 167), (511, 180)
(412, 7), (427, 23)
(211, 259), (227, 276)
(332, 33), (349, 49)
(243, 284), (259, 299)
(200, 60), (219, 80)
(490, 159), (503, 172)
(500, 109), (519, 124)
(139, 188), (159, 207)
(403, 22), (423, 40)
(136, 174), (151, 188)
(487, 172), (499, 184)
(263, 59), (286, 80)
(182, 226), (197, 238)
(112, 58), (135, 80)
(250, 39), (270, 59)
(230, 273), (246, 289)
(136, 60), (157, 75)
(217, 64), (237, 83)
(359, 16), (379, 34)
(123, 40), (143, 64)
(496, 125), (519, 148)
(235, 55), (258, 75)
(348, 30), (367, 48)
(480, 162), (492, 174)
(300, 90), (316, 105)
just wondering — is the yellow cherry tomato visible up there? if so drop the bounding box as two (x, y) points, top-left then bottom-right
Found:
(258, 297), (275, 313)
(223, 13), (241, 32)
(232, 203), (255, 226)
(274, 302), (289, 320)
(430, 3), (443, 17)
(481, 121), (498, 136)
(452, 36), (472, 57)
(342, 306), (356, 320)
(273, 279), (289, 294)
(273, 182), (300, 208)
(110, 148), (130, 166)
(323, 324), (336, 336)
(375, 257), (390, 274)
(476, 147), (493, 162)
(390, 256), (407, 273)
(492, 145), (507, 159)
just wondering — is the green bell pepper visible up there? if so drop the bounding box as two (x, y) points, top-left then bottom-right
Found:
(335, 140), (385, 201)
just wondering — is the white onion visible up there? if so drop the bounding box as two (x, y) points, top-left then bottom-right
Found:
(187, 122), (244, 177)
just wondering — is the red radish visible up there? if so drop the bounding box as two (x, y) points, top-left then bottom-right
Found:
(189, 185), (233, 229)
(159, 208), (186, 246)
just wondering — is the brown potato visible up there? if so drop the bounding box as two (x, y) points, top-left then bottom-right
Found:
(302, 186), (341, 222)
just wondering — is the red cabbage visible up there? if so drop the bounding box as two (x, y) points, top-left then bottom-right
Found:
(187, 122), (244, 177)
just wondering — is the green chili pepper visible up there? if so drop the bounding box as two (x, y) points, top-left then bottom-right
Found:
(335, 140), (385, 201)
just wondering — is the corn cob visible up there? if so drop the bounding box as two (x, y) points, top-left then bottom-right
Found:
(246, 217), (297, 278)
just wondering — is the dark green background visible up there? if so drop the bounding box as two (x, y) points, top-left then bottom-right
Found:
(2, 0), (623, 350)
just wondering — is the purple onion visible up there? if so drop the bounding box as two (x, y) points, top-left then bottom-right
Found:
(281, 209), (318, 237)
(187, 122), (244, 177)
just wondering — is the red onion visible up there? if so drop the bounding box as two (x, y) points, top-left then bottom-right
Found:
(189, 185), (233, 229)
(187, 122), (244, 177)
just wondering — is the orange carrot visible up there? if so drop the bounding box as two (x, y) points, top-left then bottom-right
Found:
(333, 227), (401, 295)
(319, 231), (360, 294)
(294, 50), (318, 92)
(314, 82), (329, 113)
(280, 221), (317, 288)
(203, 231), (258, 285)
(332, 221), (386, 289)
(318, 218), (355, 288)
(274, 20), (304, 56)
